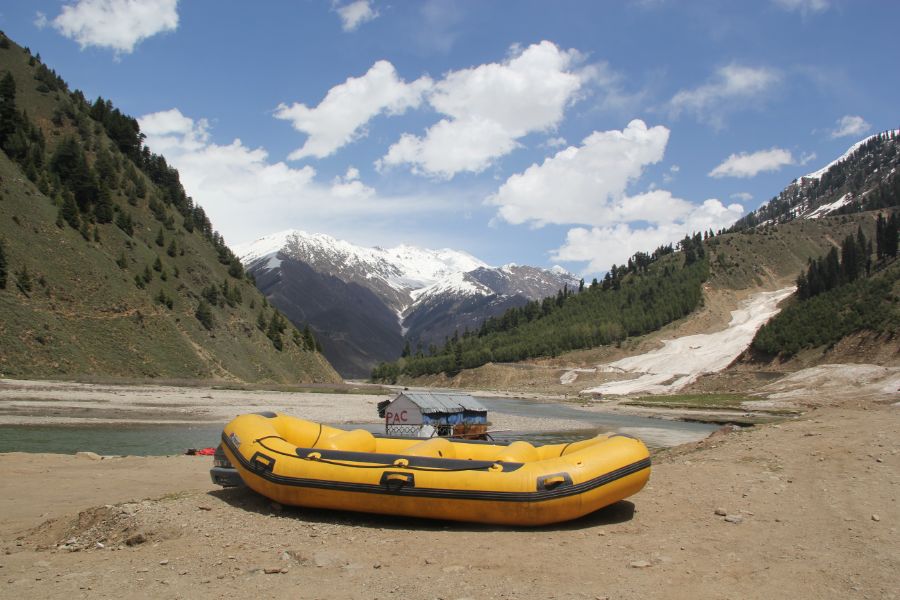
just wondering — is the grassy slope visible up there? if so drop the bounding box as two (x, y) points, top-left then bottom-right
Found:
(705, 213), (880, 290)
(0, 40), (339, 383)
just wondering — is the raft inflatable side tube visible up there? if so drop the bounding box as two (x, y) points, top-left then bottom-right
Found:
(220, 413), (651, 526)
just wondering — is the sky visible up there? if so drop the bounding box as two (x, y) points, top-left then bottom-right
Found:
(1, 0), (898, 275)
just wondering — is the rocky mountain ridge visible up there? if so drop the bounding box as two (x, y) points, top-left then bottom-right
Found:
(237, 230), (578, 377)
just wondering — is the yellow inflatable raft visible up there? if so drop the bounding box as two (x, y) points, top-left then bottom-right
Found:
(218, 412), (651, 526)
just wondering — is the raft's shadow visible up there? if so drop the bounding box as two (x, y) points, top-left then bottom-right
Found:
(207, 487), (634, 532)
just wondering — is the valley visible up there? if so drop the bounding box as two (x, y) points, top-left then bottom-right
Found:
(0, 12), (897, 600)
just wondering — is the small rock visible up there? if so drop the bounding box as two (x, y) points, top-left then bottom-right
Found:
(263, 568), (282, 575)
(629, 560), (652, 569)
(714, 508), (727, 516)
(871, 514), (881, 522)
(125, 533), (146, 546)
(198, 506), (212, 511)
(373, 563), (382, 569)
(724, 514), (743, 524)
(442, 565), (464, 573)
(75, 452), (101, 461)
(136, 568), (149, 573)
(95, 543), (104, 549)
(159, 559), (169, 566)
(200, 579), (211, 584)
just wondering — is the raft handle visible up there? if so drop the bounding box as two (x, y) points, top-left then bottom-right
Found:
(380, 472), (415, 490)
(250, 452), (276, 473)
(537, 473), (573, 491)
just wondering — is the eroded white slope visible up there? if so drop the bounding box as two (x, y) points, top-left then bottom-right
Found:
(581, 287), (795, 396)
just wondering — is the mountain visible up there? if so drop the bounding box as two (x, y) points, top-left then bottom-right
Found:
(236, 230), (578, 378)
(0, 33), (339, 383)
(372, 129), (900, 384)
(731, 130), (900, 230)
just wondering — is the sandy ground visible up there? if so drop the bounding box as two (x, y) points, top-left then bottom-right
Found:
(0, 373), (897, 599)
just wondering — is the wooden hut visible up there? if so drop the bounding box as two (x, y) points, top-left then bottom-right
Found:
(378, 391), (488, 438)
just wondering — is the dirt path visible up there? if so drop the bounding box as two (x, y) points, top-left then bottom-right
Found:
(1, 394), (897, 599)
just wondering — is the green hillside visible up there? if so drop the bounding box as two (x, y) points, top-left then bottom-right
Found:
(0, 33), (340, 383)
(372, 210), (892, 382)
(373, 235), (710, 381)
(751, 217), (899, 358)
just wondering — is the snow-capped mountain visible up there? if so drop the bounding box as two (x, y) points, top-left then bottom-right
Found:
(734, 129), (899, 229)
(236, 231), (577, 377)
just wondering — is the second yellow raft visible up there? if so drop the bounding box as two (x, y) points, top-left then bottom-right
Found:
(220, 412), (651, 526)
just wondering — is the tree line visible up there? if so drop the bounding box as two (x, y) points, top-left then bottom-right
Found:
(373, 233), (711, 382)
(754, 215), (898, 356)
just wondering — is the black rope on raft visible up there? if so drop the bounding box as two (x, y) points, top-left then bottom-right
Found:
(251, 437), (498, 473)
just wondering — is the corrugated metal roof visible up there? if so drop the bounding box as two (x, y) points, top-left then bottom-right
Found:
(396, 392), (487, 414)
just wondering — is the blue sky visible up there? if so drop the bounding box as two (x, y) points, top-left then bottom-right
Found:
(2, 0), (898, 274)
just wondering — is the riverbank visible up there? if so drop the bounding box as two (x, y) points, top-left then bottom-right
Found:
(1, 388), (896, 599)
(0, 378), (719, 451)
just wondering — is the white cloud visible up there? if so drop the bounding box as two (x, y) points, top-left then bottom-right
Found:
(487, 120), (670, 227)
(543, 136), (567, 149)
(379, 41), (588, 178)
(334, 0), (378, 32)
(275, 60), (432, 160)
(552, 199), (744, 273)
(799, 151), (817, 165)
(138, 108), (450, 245)
(34, 12), (48, 28)
(730, 192), (754, 202)
(50, 0), (178, 54)
(485, 119), (744, 274)
(669, 64), (781, 127)
(772, 0), (829, 14)
(708, 147), (794, 178)
(830, 115), (870, 139)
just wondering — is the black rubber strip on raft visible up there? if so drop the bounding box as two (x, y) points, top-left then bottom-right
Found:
(221, 432), (651, 504)
(291, 446), (526, 472)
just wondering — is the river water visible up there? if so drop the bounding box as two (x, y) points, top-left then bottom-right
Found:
(0, 396), (719, 456)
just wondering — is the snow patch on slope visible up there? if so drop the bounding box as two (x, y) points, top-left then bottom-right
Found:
(581, 287), (795, 396)
(804, 193), (853, 219)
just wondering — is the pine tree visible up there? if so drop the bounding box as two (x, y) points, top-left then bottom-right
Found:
(115, 210), (133, 236)
(155, 227), (165, 247)
(0, 72), (17, 148)
(60, 192), (80, 229)
(887, 213), (899, 258)
(15, 265), (32, 295)
(0, 238), (7, 289)
(94, 185), (113, 223)
(195, 299), (214, 330)
(166, 239), (177, 257)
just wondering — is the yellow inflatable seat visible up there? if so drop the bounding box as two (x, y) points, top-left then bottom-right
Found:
(402, 437), (457, 459)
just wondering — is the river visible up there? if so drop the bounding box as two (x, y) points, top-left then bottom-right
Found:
(0, 395), (718, 455)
